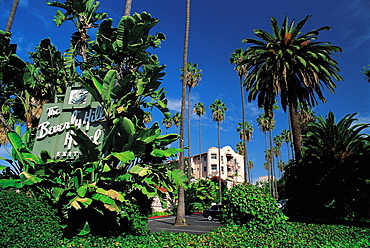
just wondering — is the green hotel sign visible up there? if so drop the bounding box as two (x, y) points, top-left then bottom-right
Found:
(32, 86), (108, 161)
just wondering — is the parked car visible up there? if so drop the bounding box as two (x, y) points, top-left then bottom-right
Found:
(203, 204), (223, 221)
(277, 199), (288, 209)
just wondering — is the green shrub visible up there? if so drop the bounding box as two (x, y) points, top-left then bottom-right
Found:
(0, 189), (62, 248)
(221, 184), (288, 231)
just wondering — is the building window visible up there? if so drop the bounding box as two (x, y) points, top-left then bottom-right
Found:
(221, 166), (224, 172)
(211, 164), (217, 171)
(198, 157), (200, 160)
(203, 156), (207, 161)
(203, 166), (207, 172)
(211, 153), (217, 159)
(221, 156), (224, 162)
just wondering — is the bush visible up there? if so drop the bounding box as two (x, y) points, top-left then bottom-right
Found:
(221, 184), (288, 231)
(0, 189), (62, 248)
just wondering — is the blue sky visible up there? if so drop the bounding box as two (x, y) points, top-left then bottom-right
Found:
(0, 0), (369, 182)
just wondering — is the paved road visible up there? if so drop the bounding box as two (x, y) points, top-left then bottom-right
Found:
(148, 214), (222, 235)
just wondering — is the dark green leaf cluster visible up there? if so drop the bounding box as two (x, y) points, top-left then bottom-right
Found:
(221, 183), (288, 231)
(0, 189), (62, 248)
(284, 112), (370, 220)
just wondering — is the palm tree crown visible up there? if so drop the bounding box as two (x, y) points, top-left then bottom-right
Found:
(180, 62), (202, 88)
(237, 121), (254, 141)
(242, 15), (343, 158)
(210, 99), (227, 122)
(193, 102), (206, 117)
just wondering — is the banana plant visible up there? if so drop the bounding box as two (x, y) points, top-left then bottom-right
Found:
(0, 4), (185, 236)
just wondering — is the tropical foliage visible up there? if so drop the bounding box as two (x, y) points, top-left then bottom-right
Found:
(242, 15), (343, 158)
(284, 112), (370, 220)
(0, 3), (186, 237)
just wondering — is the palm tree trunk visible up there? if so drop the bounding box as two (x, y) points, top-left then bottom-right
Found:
(288, 103), (302, 160)
(269, 130), (278, 199)
(240, 75), (249, 183)
(1, 0), (19, 133)
(187, 87), (192, 183)
(5, 0), (19, 32)
(218, 121), (222, 204)
(124, 0), (132, 16)
(199, 115), (202, 179)
(174, 0), (190, 227)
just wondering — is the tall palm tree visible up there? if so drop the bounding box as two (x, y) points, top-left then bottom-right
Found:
(236, 121), (253, 183)
(162, 116), (173, 134)
(172, 112), (181, 134)
(242, 15), (343, 159)
(180, 62), (202, 182)
(193, 102), (205, 178)
(175, 0), (191, 227)
(281, 129), (292, 160)
(0, 0), (20, 134)
(210, 99), (227, 203)
(236, 141), (245, 155)
(5, 0), (19, 32)
(230, 48), (249, 183)
(257, 113), (277, 198)
(124, 0), (132, 16)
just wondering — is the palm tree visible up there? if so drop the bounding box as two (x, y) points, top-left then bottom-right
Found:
(236, 141), (245, 155)
(257, 113), (277, 198)
(162, 116), (172, 134)
(248, 160), (254, 182)
(230, 48), (249, 183)
(175, 0), (191, 227)
(210, 99), (227, 203)
(287, 112), (370, 217)
(124, 0), (132, 16)
(0, 0), (20, 134)
(242, 15), (343, 159)
(5, 0), (19, 32)
(180, 62), (202, 182)
(281, 129), (292, 160)
(193, 102), (205, 178)
(236, 121), (253, 183)
(172, 112), (181, 133)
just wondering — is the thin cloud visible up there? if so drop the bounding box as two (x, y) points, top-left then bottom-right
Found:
(167, 98), (181, 112)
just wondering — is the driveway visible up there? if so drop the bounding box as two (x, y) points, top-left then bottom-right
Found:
(147, 214), (222, 235)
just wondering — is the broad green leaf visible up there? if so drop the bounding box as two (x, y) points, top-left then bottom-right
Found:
(96, 188), (124, 202)
(0, 165), (8, 171)
(102, 163), (111, 172)
(77, 185), (87, 197)
(111, 151), (135, 163)
(0, 179), (19, 188)
(77, 222), (90, 236)
(104, 203), (120, 212)
(7, 131), (24, 150)
(92, 193), (115, 205)
(129, 165), (149, 176)
(102, 70), (116, 102)
(120, 117), (135, 135)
